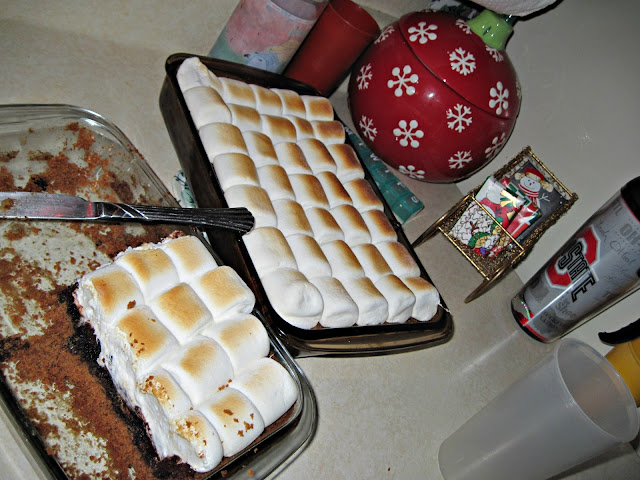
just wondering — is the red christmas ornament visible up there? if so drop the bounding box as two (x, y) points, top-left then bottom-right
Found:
(348, 10), (520, 183)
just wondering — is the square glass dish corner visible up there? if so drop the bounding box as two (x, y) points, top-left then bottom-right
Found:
(0, 104), (315, 480)
(159, 53), (454, 357)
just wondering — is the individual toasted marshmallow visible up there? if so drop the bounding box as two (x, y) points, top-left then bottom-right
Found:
(256, 164), (295, 201)
(199, 388), (265, 458)
(326, 144), (365, 183)
(272, 88), (306, 117)
(374, 274), (416, 324)
(170, 411), (224, 472)
(341, 276), (389, 326)
(260, 268), (323, 329)
(241, 131), (278, 167)
(228, 104), (262, 132)
(161, 235), (219, 283)
(95, 305), (176, 409)
(201, 314), (270, 375)
(183, 86), (232, 128)
(242, 227), (297, 278)
(164, 336), (235, 405)
(250, 84), (283, 115)
(289, 174), (330, 209)
(224, 184), (276, 228)
(232, 357), (297, 426)
(272, 199), (313, 237)
(148, 283), (213, 343)
(286, 115), (315, 140)
(402, 276), (440, 321)
(300, 95), (334, 121)
(212, 153), (259, 192)
(320, 240), (364, 281)
(311, 120), (346, 145)
(192, 266), (256, 321)
(115, 305), (179, 376)
(75, 264), (144, 326)
(139, 369), (192, 418)
(330, 204), (372, 246)
(316, 171), (352, 208)
(305, 207), (344, 245)
(177, 57), (222, 91)
(376, 241), (421, 278)
(200, 122), (248, 159)
(260, 115), (297, 144)
(343, 178), (384, 212)
(297, 138), (337, 175)
(116, 247), (179, 299)
(219, 76), (256, 108)
(274, 142), (312, 175)
(361, 210), (397, 244)
(286, 234), (332, 279)
(309, 276), (358, 328)
(352, 243), (393, 282)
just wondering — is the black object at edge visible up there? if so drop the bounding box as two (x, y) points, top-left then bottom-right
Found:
(598, 317), (640, 345)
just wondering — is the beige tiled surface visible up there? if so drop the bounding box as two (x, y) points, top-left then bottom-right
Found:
(0, 1), (639, 479)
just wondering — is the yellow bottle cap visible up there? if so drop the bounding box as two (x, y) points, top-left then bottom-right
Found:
(606, 337), (640, 407)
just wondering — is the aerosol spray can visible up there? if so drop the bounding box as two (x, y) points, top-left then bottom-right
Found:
(511, 176), (640, 342)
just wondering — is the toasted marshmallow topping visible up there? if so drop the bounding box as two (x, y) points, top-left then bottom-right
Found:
(74, 234), (297, 472)
(178, 57), (441, 330)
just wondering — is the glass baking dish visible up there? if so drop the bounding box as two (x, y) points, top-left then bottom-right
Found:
(0, 104), (316, 480)
(159, 53), (454, 357)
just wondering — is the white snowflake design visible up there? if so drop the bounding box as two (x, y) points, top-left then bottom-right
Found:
(399, 165), (425, 179)
(449, 47), (476, 76)
(408, 22), (438, 44)
(485, 44), (504, 62)
(359, 115), (377, 141)
(446, 104), (472, 133)
(375, 24), (395, 44)
(489, 81), (510, 115)
(393, 120), (424, 148)
(357, 63), (373, 90)
(387, 65), (418, 97)
(448, 151), (473, 169)
(484, 132), (507, 160)
(455, 18), (472, 34)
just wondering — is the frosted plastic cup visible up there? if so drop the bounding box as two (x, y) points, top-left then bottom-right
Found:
(438, 339), (639, 480)
(283, 0), (380, 96)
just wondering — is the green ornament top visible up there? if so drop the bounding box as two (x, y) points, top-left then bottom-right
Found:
(467, 9), (515, 50)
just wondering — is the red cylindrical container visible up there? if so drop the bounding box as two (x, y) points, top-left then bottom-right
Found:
(283, 0), (380, 96)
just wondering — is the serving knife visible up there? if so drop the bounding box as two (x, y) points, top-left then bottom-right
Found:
(0, 192), (254, 234)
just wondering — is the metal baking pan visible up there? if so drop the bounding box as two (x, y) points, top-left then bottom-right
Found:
(0, 104), (316, 479)
(160, 53), (453, 357)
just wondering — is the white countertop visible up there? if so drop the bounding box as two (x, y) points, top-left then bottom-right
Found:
(1, 1), (639, 479)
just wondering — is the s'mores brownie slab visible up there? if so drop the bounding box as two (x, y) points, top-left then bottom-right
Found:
(74, 233), (298, 473)
(176, 57), (442, 331)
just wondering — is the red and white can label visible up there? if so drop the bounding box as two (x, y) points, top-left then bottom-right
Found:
(513, 193), (640, 342)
